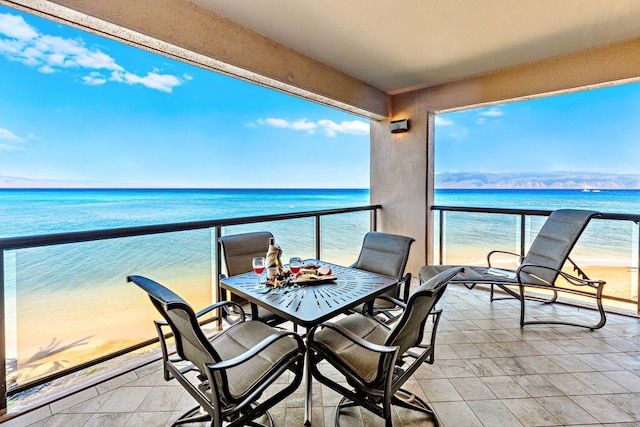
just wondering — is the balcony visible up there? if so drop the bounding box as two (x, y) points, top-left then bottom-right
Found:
(4, 283), (640, 426)
(2, 206), (640, 426)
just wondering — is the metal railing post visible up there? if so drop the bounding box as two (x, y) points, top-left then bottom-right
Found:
(214, 226), (223, 329)
(637, 223), (640, 316)
(315, 215), (321, 260)
(439, 211), (444, 265)
(520, 213), (526, 256)
(0, 249), (6, 414)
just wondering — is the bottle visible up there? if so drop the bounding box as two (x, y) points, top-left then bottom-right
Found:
(266, 237), (282, 280)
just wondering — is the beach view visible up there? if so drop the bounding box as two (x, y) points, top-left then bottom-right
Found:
(2, 2), (640, 421)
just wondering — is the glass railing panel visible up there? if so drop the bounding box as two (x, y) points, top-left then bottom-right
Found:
(436, 209), (639, 306)
(9, 229), (213, 389)
(221, 218), (317, 269)
(441, 212), (521, 267)
(433, 210), (441, 262)
(571, 219), (638, 302)
(320, 211), (369, 266)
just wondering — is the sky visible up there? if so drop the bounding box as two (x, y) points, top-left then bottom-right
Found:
(436, 83), (640, 175)
(1, 6), (640, 190)
(0, 6), (370, 188)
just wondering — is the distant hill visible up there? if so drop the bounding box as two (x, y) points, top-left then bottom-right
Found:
(0, 175), (143, 188)
(436, 172), (640, 189)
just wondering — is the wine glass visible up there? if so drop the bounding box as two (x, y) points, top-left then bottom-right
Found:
(289, 257), (302, 275)
(252, 257), (265, 284)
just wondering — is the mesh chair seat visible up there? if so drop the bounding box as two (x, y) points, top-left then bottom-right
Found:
(219, 231), (288, 327)
(214, 320), (302, 399)
(313, 314), (389, 383)
(350, 231), (415, 322)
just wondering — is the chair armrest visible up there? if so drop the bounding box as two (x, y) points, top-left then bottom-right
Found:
(195, 300), (246, 321)
(206, 329), (305, 372)
(308, 322), (398, 355)
(400, 272), (412, 302)
(374, 294), (406, 310)
(517, 263), (606, 288)
(487, 250), (523, 267)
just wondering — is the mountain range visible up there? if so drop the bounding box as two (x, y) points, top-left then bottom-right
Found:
(2, 172), (640, 189)
(436, 172), (640, 189)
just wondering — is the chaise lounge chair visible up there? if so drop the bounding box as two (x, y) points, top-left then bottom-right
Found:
(419, 209), (606, 330)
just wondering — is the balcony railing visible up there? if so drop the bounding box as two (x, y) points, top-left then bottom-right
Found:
(432, 205), (640, 309)
(0, 204), (381, 414)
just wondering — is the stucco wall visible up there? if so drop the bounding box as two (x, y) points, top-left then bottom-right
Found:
(373, 39), (640, 276)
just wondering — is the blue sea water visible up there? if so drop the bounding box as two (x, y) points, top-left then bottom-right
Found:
(435, 188), (640, 213)
(0, 188), (370, 237)
(2, 187), (639, 238)
(434, 189), (640, 267)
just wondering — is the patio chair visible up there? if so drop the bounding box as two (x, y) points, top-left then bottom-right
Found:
(128, 275), (305, 427)
(308, 266), (462, 427)
(218, 231), (287, 327)
(419, 209), (606, 329)
(349, 231), (415, 323)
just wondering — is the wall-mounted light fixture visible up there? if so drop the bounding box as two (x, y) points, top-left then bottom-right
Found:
(389, 119), (409, 133)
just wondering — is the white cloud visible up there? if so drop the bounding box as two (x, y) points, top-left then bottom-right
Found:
(82, 71), (107, 86)
(319, 120), (369, 137)
(0, 13), (37, 40)
(0, 128), (27, 151)
(476, 117), (487, 125)
(110, 70), (183, 93)
(255, 118), (369, 137)
(0, 128), (23, 142)
(0, 12), (186, 93)
(479, 107), (504, 117)
(257, 118), (290, 128)
(290, 119), (317, 132)
(435, 116), (454, 126)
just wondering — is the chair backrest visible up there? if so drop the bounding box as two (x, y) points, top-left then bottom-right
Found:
(219, 231), (274, 276)
(522, 209), (600, 283)
(127, 275), (220, 373)
(352, 231), (415, 280)
(386, 267), (463, 355)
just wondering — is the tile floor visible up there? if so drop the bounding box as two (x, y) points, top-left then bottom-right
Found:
(4, 283), (640, 427)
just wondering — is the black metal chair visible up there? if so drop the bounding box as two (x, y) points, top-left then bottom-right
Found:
(420, 209), (606, 329)
(218, 231), (287, 326)
(308, 267), (463, 427)
(128, 275), (305, 427)
(350, 231), (415, 323)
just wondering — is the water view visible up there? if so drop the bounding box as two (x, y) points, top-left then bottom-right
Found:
(2, 187), (639, 393)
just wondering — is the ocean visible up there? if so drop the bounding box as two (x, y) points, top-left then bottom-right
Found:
(2, 187), (639, 387)
(0, 188), (370, 237)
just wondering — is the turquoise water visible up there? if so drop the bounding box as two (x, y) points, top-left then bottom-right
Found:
(0, 188), (370, 237)
(2, 187), (639, 238)
(435, 189), (640, 267)
(436, 188), (640, 213)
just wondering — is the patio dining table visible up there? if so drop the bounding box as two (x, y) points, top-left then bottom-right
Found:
(219, 259), (398, 426)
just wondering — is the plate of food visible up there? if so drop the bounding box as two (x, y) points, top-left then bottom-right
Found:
(294, 265), (337, 284)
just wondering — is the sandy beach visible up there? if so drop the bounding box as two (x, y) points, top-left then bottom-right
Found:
(9, 254), (361, 388)
(11, 255), (637, 391)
